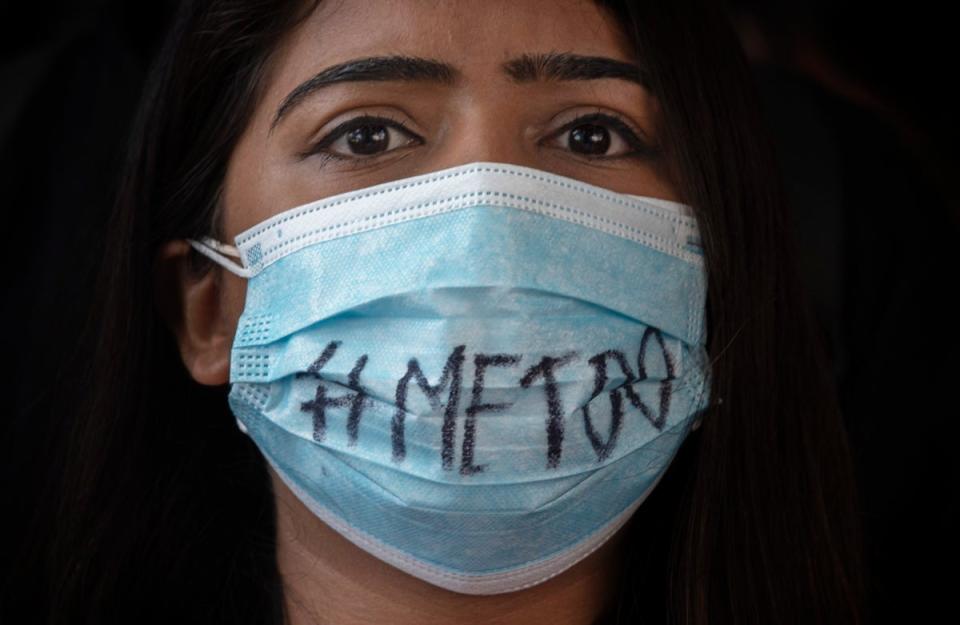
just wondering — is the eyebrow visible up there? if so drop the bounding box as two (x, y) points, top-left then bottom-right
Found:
(270, 52), (649, 130)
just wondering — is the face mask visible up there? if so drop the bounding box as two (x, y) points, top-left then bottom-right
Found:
(189, 161), (711, 595)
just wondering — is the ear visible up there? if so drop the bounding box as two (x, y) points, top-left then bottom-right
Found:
(155, 240), (238, 386)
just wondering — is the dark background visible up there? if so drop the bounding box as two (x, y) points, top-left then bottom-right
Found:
(1, 1), (956, 623)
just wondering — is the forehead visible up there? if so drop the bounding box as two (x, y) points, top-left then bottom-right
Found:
(267, 0), (635, 92)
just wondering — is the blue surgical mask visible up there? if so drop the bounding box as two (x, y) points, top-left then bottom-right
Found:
(189, 161), (711, 595)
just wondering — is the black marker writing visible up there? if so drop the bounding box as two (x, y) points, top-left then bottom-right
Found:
(636, 327), (676, 430)
(392, 345), (466, 466)
(581, 330), (676, 460)
(583, 350), (632, 461)
(520, 352), (578, 469)
(294, 334), (678, 471)
(463, 353), (522, 475)
(298, 341), (341, 378)
(297, 341), (370, 444)
(344, 355), (371, 446)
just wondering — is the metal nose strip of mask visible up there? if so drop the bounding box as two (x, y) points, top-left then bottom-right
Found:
(187, 161), (703, 280)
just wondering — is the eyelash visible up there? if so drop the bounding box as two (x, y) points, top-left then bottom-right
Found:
(301, 111), (660, 165)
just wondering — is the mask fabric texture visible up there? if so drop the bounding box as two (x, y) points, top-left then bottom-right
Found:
(189, 161), (711, 595)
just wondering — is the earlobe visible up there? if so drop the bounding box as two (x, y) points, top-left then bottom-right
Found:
(155, 240), (234, 386)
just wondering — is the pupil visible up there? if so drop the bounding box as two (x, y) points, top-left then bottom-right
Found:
(569, 124), (610, 155)
(346, 125), (389, 155)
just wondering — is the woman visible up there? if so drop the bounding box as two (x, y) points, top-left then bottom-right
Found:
(43, 0), (863, 623)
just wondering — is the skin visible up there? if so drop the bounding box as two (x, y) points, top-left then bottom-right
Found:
(159, 1), (680, 623)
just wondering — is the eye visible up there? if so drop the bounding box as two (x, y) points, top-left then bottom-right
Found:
(302, 114), (422, 163)
(542, 111), (660, 161)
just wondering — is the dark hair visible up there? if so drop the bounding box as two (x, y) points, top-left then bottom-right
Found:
(37, 0), (863, 623)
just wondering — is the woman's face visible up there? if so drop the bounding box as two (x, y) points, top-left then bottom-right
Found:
(169, 0), (678, 385)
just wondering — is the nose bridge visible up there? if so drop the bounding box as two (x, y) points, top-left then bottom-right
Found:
(430, 93), (539, 170)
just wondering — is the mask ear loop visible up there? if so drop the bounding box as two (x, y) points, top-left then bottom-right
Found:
(187, 237), (254, 278)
